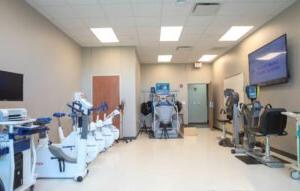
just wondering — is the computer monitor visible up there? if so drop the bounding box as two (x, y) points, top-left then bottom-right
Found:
(155, 83), (170, 95)
(246, 85), (258, 100)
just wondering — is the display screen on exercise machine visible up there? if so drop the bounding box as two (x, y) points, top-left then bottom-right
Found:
(246, 85), (258, 100)
(155, 83), (170, 95)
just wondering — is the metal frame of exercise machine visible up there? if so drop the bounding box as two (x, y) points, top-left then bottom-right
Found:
(282, 112), (300, 180)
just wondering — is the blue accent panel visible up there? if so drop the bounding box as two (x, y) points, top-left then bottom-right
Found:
(36, 117), (52, 125)
(9, 133), (14, 139)
(14, 139), (30, 153)
(53, 112), (66, 118)
(15, 126), (48, 136)
(0, 147), (9, 157)
(297, 129), (300, 137)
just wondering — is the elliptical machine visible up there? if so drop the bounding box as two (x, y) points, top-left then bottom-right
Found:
(217, 89), (239, 147)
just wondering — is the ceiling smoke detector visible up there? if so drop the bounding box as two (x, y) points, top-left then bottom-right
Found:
(192, 2), (221, 16)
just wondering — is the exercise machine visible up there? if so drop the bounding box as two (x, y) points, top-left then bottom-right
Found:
(35, 103), (89, 182)
(281, 112), (300, 180)
(0, 108), (47, 191)
(92, 103), (121, 148)
(239, 85), (288, 168)
(152, 83), (180, 139)
(219, 89), (243, 153)
(217, 108), (233, 147)
(55, 92), (104, 163)
(217, 89), (240, 147)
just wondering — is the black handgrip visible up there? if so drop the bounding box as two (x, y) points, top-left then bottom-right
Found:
(67, 103), (82, 113)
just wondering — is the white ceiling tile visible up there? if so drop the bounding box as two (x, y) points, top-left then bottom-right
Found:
(52, 18), (86, 29)
(185, 16), (214, 27)
(71, 4), (106, 18)
(34, 0), (69, 6)
(135, 17), (161, 27)
(162, 1), (194, 17)
(103, 3), (133, 17)
(218, 2), (276, 16)
(100, 0), (131, 4)
(114, 26), (137, 36)
(132, 3), (161, 17)
(83, 18), (109, 28)
(26, 0), (295, 64)
(43, 5), (78, 19)
(109, 17), (136, 27)
(161, 16), (186, 26)
(67, 0), (99, 4)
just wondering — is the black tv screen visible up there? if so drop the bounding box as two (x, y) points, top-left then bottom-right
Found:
(0, 70), (23, 101)
(248, 34), (289, 86)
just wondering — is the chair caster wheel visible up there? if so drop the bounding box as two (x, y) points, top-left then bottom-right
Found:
(291, 170), (300, 180)
(76, 176), (83, 182)
(231, 149), (236, 154)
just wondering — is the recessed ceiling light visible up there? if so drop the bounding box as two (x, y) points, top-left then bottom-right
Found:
(198, 54), (218, 62)
(90, 28), (119, 43)
(219, 26), (253, 41)
(160, 26), (183, 41)
(158, 55), (172, 63)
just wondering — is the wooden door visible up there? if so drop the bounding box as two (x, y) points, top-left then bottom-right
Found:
(93, 76), (120, 128)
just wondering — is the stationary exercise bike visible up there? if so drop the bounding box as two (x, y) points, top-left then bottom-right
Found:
(35, 103), (89, 182)
(55, 92), (105, 162)
(91, 103), (121, 148)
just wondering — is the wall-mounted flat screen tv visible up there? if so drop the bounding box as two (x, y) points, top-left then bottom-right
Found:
(248, 34), (289, 86)
(0, 70), (23, 101)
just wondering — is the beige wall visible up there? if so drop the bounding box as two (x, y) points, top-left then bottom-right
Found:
(0, 0), (82, 142)
(212, 1), (300, 155)
(141, 63), (212, 124)
(81, 47), (140, 137)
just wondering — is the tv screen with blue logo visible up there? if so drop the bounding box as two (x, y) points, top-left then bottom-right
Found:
(248, 34), (289, 86)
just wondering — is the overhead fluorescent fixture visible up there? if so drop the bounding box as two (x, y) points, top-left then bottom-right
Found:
(90, 28), (119, 43)
(160, 26), (183, 41)
(257, 51), (286, 61)
(158, 55), (172, 63)
(219, 26), (253, 41)
(198, 54), (217, 62)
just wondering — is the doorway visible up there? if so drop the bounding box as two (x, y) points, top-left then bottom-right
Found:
(92, 75), (120, 128)
(188, 83), (208, 124)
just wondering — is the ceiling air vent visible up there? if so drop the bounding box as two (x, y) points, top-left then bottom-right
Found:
(176, 46), (193, 52)
(192, 2), (221, 16)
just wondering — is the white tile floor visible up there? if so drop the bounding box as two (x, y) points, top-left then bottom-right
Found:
(35, 128), (300, 191)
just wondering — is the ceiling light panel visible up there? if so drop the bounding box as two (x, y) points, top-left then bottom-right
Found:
(90, 28), (119, 43)
(219, 26), (253, 41)
(160, 26), (183, 41)
(158, 55), (173, 62)
(198, 54), (218, 62)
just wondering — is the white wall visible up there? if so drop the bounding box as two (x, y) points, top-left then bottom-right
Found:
(212, 1), (300, 155)
(81, 47), (140, 137)
(0, 0), (82, 142)
(141, 63), (212, 124)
